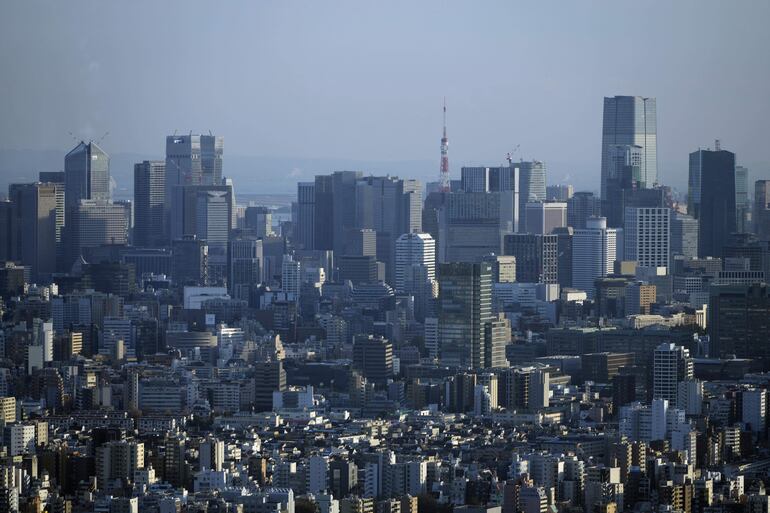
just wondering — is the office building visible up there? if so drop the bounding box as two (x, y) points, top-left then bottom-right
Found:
(65, 141), (110, 221)
(173, 236), (208, 287)
(546, 184), (573, 201)
(709, 283), (770, 358)
(624, 207), (670, 269)
(229, 236), (263, 300)
(554, 227), (574, 289)
(134, 160), (166, 247)
(394, 233), (435, 292)
(245, 206), (273, 238)
(484, 315), (510, 368)
(338, 255), (379, 285)
(567, 191), (602, 230)
(688, 146), (736, 257)
(164, 134), (224, 241)
(313, 171), (362, 255)
(670, 212), (699, 259)
(735, 165), (749, 232)
(296, 182), (315, 250)
(482, 254), (516, 283)
(517, 161), (547, 230)
(653, 343), (693, 408)
(755, 180), (770, 240)
(8, 182), (61, 282)
(165, 134), (223, 190)
(460, 167), (490, 192)
(69, 200), (129, 262)
(352, 335), (394, 384)
(437, 262), (493, 369)
(572, 217), (622, 298)
(601, 96), (657, 223)
(439, 192), (505, 263)
(582, 352), (635, 383)
(524, 202), (567, 235)
(503, 233), (558, 284)
(604, 144), (643, 227)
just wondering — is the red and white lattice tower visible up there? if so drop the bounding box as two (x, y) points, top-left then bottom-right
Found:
(439, 98), (450, 192)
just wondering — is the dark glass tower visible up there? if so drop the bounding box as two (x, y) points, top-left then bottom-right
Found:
(688, 147), (736, 257)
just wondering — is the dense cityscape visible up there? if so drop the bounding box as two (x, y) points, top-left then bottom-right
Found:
(2, 4), (770, 513)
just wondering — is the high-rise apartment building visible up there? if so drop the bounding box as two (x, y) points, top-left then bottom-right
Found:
(601, 96), (657, 212)
(437, 262), (493, 369)
(688, 147), (736, 257)
(653, 343), (693, 408)
(134, 160), (166, 247)
(572, 217), (622, 298)
(624, 207), (670, 269)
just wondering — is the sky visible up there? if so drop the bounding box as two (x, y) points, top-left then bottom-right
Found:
(1, 1), (769, 194)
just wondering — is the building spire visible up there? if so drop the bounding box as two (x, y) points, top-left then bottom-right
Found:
(440, 98), (450, 192)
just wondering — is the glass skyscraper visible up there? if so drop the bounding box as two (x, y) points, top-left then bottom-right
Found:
(601, 96), (657, 225)
(64, 141), (110, 217)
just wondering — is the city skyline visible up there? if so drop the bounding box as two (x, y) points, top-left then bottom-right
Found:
(2, 1), (770, 194)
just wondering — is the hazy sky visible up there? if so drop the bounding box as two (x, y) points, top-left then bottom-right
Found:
(2, 1), (769, 192)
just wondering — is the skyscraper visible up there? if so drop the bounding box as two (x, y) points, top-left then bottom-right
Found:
(567, 192), (602, 230)
(688, 147), (736, 257)
(69, 200), (129, 261)
(517, 161), (547, 231)
(709, 283), (770, 358)
(229, 236), (263, 301)
(244, 206), (273, 238)
(133, 160), (166, 247)
(394, 233), (435, 293)
(670, 212), (699, 260)
(296, 182), (315, 250)
(64, 141), (110, 220)
(439, 192), (505, 263)
(653, 343), (693, 408)
(437, 262), (493, 369)
(571, 217), (622, 298)
(8, 183), (61, 283)
(164, 134), (224, 238)
(503, 233), (558, 284)
(735, 165), (749, 232)
(624, 207), (670, 269)
(754, 180), (770, 240)
(601, 96), (657, 199)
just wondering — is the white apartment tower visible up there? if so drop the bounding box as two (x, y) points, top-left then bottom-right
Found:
(624, 207), (670, 269)
(571, 216), (622, 299)
(395, 233), (436, 292)
(653, 343), (693, 408)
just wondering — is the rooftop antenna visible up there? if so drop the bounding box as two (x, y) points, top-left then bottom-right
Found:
(96, 131), (110, 145)
(714, 139), (721, 151)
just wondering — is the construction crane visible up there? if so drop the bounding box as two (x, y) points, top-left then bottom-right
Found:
(505, 144), (521, 165)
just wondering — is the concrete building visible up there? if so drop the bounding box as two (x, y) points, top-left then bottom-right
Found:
(572, 217), (622, 299)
